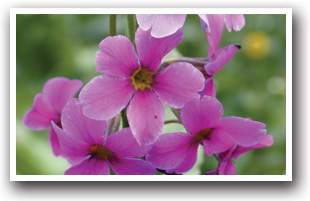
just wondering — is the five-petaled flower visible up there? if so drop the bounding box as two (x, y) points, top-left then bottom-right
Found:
(22, 77), (83, 156)
(79, 28), (205, 146)
(52, 99), (157, 175)
(146, 96), (266, 174)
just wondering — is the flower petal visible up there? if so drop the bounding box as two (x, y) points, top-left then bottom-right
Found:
(65, 158), (110, 175)
(198, 14), (211, 32)
(105, 127), (151, 158)
(166, 142), (199, 174)
(109, 157), (156, 175)
(22, 94), (58, 130)
(60, 99), (107, 146)
(152, 62), (205, 108)
(127, 90), (164, 146)
(180, 96), (224, 135)
(199, 77), (216, 98)
(96, 35), (139, 77)
(231, 135), (274, 159)
(218, 159), (236, 175)
(52, 121), (89, 165)
(216, 117), (266, 147)
(146, 132), (192, 171)
(48, 127), (62, 156)
(136, 14), (187, 38)
(42, 77), (83, 112)
(204, 44), (239, 76)
(135, 27), (183, 72)
(202, 129), (235, 156)
(224, 14), (246, 32)
(205, 14), (224, 57)
(79, 75), (134, 121)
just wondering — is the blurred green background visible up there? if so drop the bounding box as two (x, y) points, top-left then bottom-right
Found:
(16, 14), (286, 175)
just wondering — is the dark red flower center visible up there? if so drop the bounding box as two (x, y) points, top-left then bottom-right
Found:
(89, 145), (112, 160)
(130, 67), (154, 91)
(193, 128), (214, 142)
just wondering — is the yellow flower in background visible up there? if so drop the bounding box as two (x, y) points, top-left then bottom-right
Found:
(243, 32), (271, 59)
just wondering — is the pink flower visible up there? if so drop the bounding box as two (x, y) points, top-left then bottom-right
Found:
(146, 96), (266, 174)
(199, 15), (244, 97)
(199, 14), (245, 56)
(205, 135), (274, 175)
(22, 77), (83, 156)
(79, 28), (205, 146)
(52, 99), (156, 175)
(136, 14), (245, 39)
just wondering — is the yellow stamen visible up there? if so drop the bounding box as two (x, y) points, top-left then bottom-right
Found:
(89, 145), (112, 161)
(129, 67), (154, 91)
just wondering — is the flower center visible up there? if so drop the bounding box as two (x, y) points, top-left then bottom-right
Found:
(193, 128), (214, 142)
(89, 145), (112, 161)
(130, 67), (154, 91)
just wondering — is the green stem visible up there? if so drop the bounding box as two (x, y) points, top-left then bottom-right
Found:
(164, 119), (182, 125)
(127, 14), (136, 44)
(109, 14), (117, 36)
(121, 108), (129, 128)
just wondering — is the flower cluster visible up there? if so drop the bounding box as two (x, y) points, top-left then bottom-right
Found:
(23, 14), (273, 175)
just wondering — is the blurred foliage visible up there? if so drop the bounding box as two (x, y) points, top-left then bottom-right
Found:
(16, 14), (286, 175)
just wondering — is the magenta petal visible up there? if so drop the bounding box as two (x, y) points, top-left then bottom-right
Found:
(48, 127), (61, 156)
(198, 14), (211, 32)
(224, 14), (246, 32)
(96, 35), (139, 77)
(136, 14), (187, 38)
(180, 96), (224, 135)
(202, 129), (235, 156)
(146, 132), (192, 171)
(199, 77), (216, 98)
(204, 44), (239, 76)
(42, 77), (83, 112)
(218, 160), (236, 175)
(152, 62), (204, 108)
(232, 135), (274, 159)
(79, 75), (134, 120)
(65, 158), (110, 175)
(22, 94), (58, 130)
(216, 117), (266, 147)
(52, 121), (89, 165)
(106, 127), (151, 158)
(109, 157), (156, 175)
(135, 27), (183, 72)
(127, 90), (164, 146)
(60, 99), (107, 146)
(206, 14), (224, 57)
(166, 142), (199, 174)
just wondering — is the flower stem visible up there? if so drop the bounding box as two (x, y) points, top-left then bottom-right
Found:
(127, 14), (136, 44)
(121, 108), (129, 128)
(164, 119), (182, 125)
(109, 14), (117, 36)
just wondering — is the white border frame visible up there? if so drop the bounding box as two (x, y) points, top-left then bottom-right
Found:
(10, 8), (292, 181)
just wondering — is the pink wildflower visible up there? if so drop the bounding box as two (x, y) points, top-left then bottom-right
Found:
(146, 96), (266, 174)
(79, 28), (205, 146)
(22, 77), (83, 156)
(199, 15), (244, 97)
(205, 135), (274, 175)
(136, 14), (245, 39)
(52, 99), (156, 175)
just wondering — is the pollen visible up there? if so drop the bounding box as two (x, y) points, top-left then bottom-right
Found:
(89, 145), (112, 161)
(193, 128), (214, 142)
(130, 67), (154, 91)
